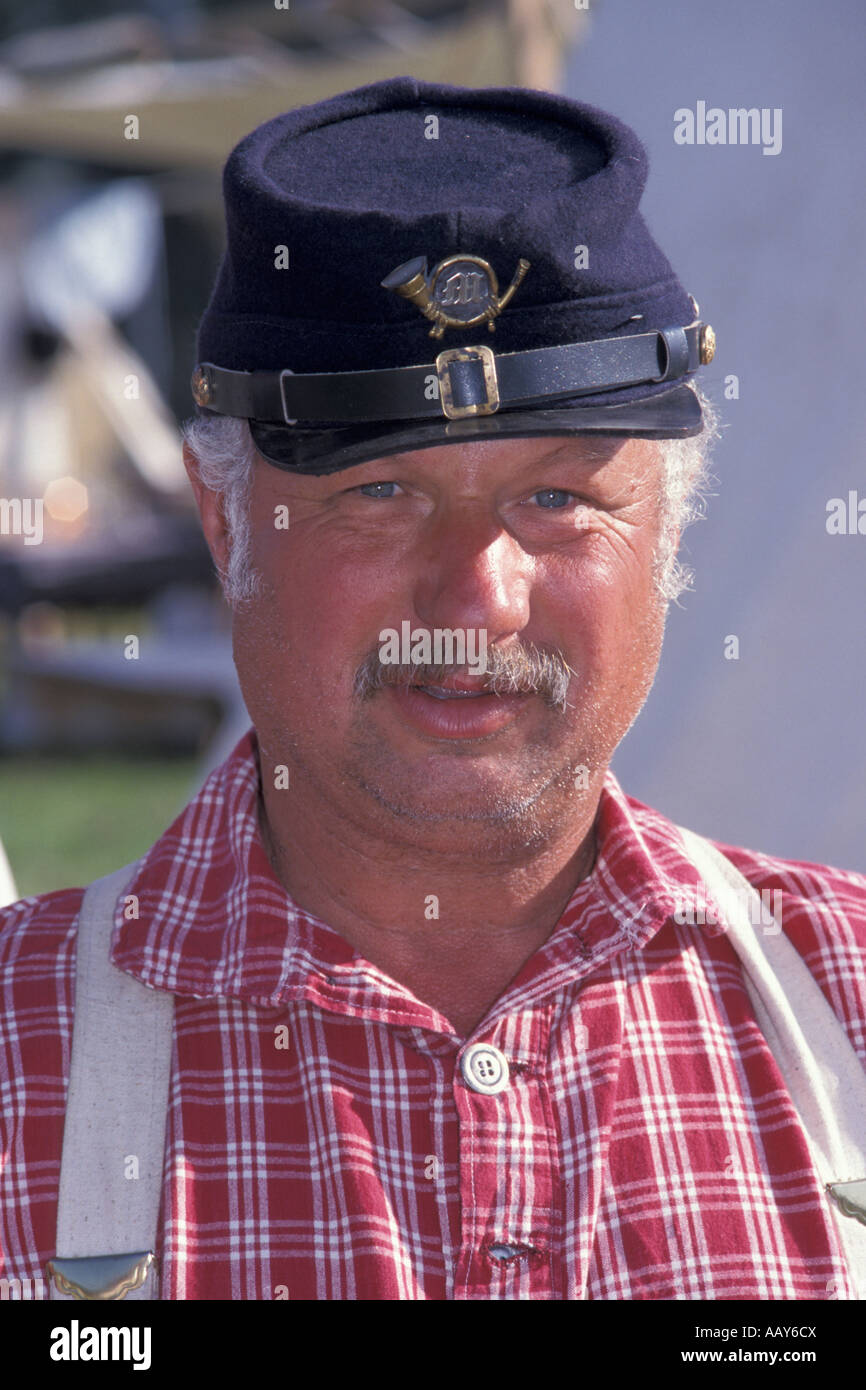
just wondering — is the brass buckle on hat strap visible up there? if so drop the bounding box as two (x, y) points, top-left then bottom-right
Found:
(192, 320), (712, 426)
(435, 344), (500, 420)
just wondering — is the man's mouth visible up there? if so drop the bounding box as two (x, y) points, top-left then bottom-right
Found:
(412, 685), (489, 701)
(384, 675), (535, 739)
(408, 674), (506, 701)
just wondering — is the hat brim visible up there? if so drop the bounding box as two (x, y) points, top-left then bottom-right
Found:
(248, 383), (703, 475)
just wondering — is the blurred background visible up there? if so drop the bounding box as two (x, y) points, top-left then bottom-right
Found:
(0, 0), (862, 902)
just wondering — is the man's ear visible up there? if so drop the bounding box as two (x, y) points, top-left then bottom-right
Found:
(183, 440), (231, 577)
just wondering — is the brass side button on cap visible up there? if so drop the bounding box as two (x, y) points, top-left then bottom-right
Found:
(191, 364), (213, 406)
(699, 325), (716, 365)
(460, 1042), (510, 1095)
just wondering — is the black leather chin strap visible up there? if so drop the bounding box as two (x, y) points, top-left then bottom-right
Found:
(192, 322), (707, 426)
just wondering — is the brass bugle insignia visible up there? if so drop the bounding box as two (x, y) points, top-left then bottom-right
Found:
(381, 253), (530, 338)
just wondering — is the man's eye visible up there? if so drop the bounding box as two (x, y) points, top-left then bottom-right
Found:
(358, 481), (400, 499)
(531, 488), (575, 509)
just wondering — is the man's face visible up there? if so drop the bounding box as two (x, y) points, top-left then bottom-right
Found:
(228, 433), (669, 857)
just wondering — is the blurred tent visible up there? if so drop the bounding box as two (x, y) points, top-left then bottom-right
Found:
(0, 168), (215, 635)
(0, 1), (586, 167)
(12, 176), (189, 505)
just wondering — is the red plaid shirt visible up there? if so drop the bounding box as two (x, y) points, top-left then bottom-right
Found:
(2, 729), (865, 1300)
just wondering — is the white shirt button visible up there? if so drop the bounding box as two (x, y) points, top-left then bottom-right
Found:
(460, 1043), (510, 1095)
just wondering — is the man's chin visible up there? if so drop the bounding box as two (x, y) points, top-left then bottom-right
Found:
(341, 749), (586, 859)
(357, 775), (543, 825)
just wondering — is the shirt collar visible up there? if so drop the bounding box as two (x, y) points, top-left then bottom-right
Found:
(111, 728), (699, 1009)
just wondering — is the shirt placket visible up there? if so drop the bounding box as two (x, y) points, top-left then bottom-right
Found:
(451, 1006), (559, 1300)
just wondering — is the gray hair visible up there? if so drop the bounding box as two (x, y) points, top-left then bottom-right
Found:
(651, 380), (721, 604)
(182, 413), (263, 604)
(181, 385), (720, 608)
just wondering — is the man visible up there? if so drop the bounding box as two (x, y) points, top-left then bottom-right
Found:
(2, 77), (865, 1302)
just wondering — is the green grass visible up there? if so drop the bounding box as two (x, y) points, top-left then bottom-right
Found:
(0, 756), (199, 899)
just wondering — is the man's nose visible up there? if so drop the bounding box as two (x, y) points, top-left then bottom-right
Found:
(411, 509), (532, 641)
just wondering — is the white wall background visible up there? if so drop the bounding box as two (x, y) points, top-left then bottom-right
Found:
(565, 0), (866, 870)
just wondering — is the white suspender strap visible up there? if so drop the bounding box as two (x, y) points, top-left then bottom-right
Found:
(678, 825), (866, 1297)
(47, 862), (174, 1301)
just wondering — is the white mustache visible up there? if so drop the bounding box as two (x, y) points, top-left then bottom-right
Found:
(353, 641), (573, 711)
